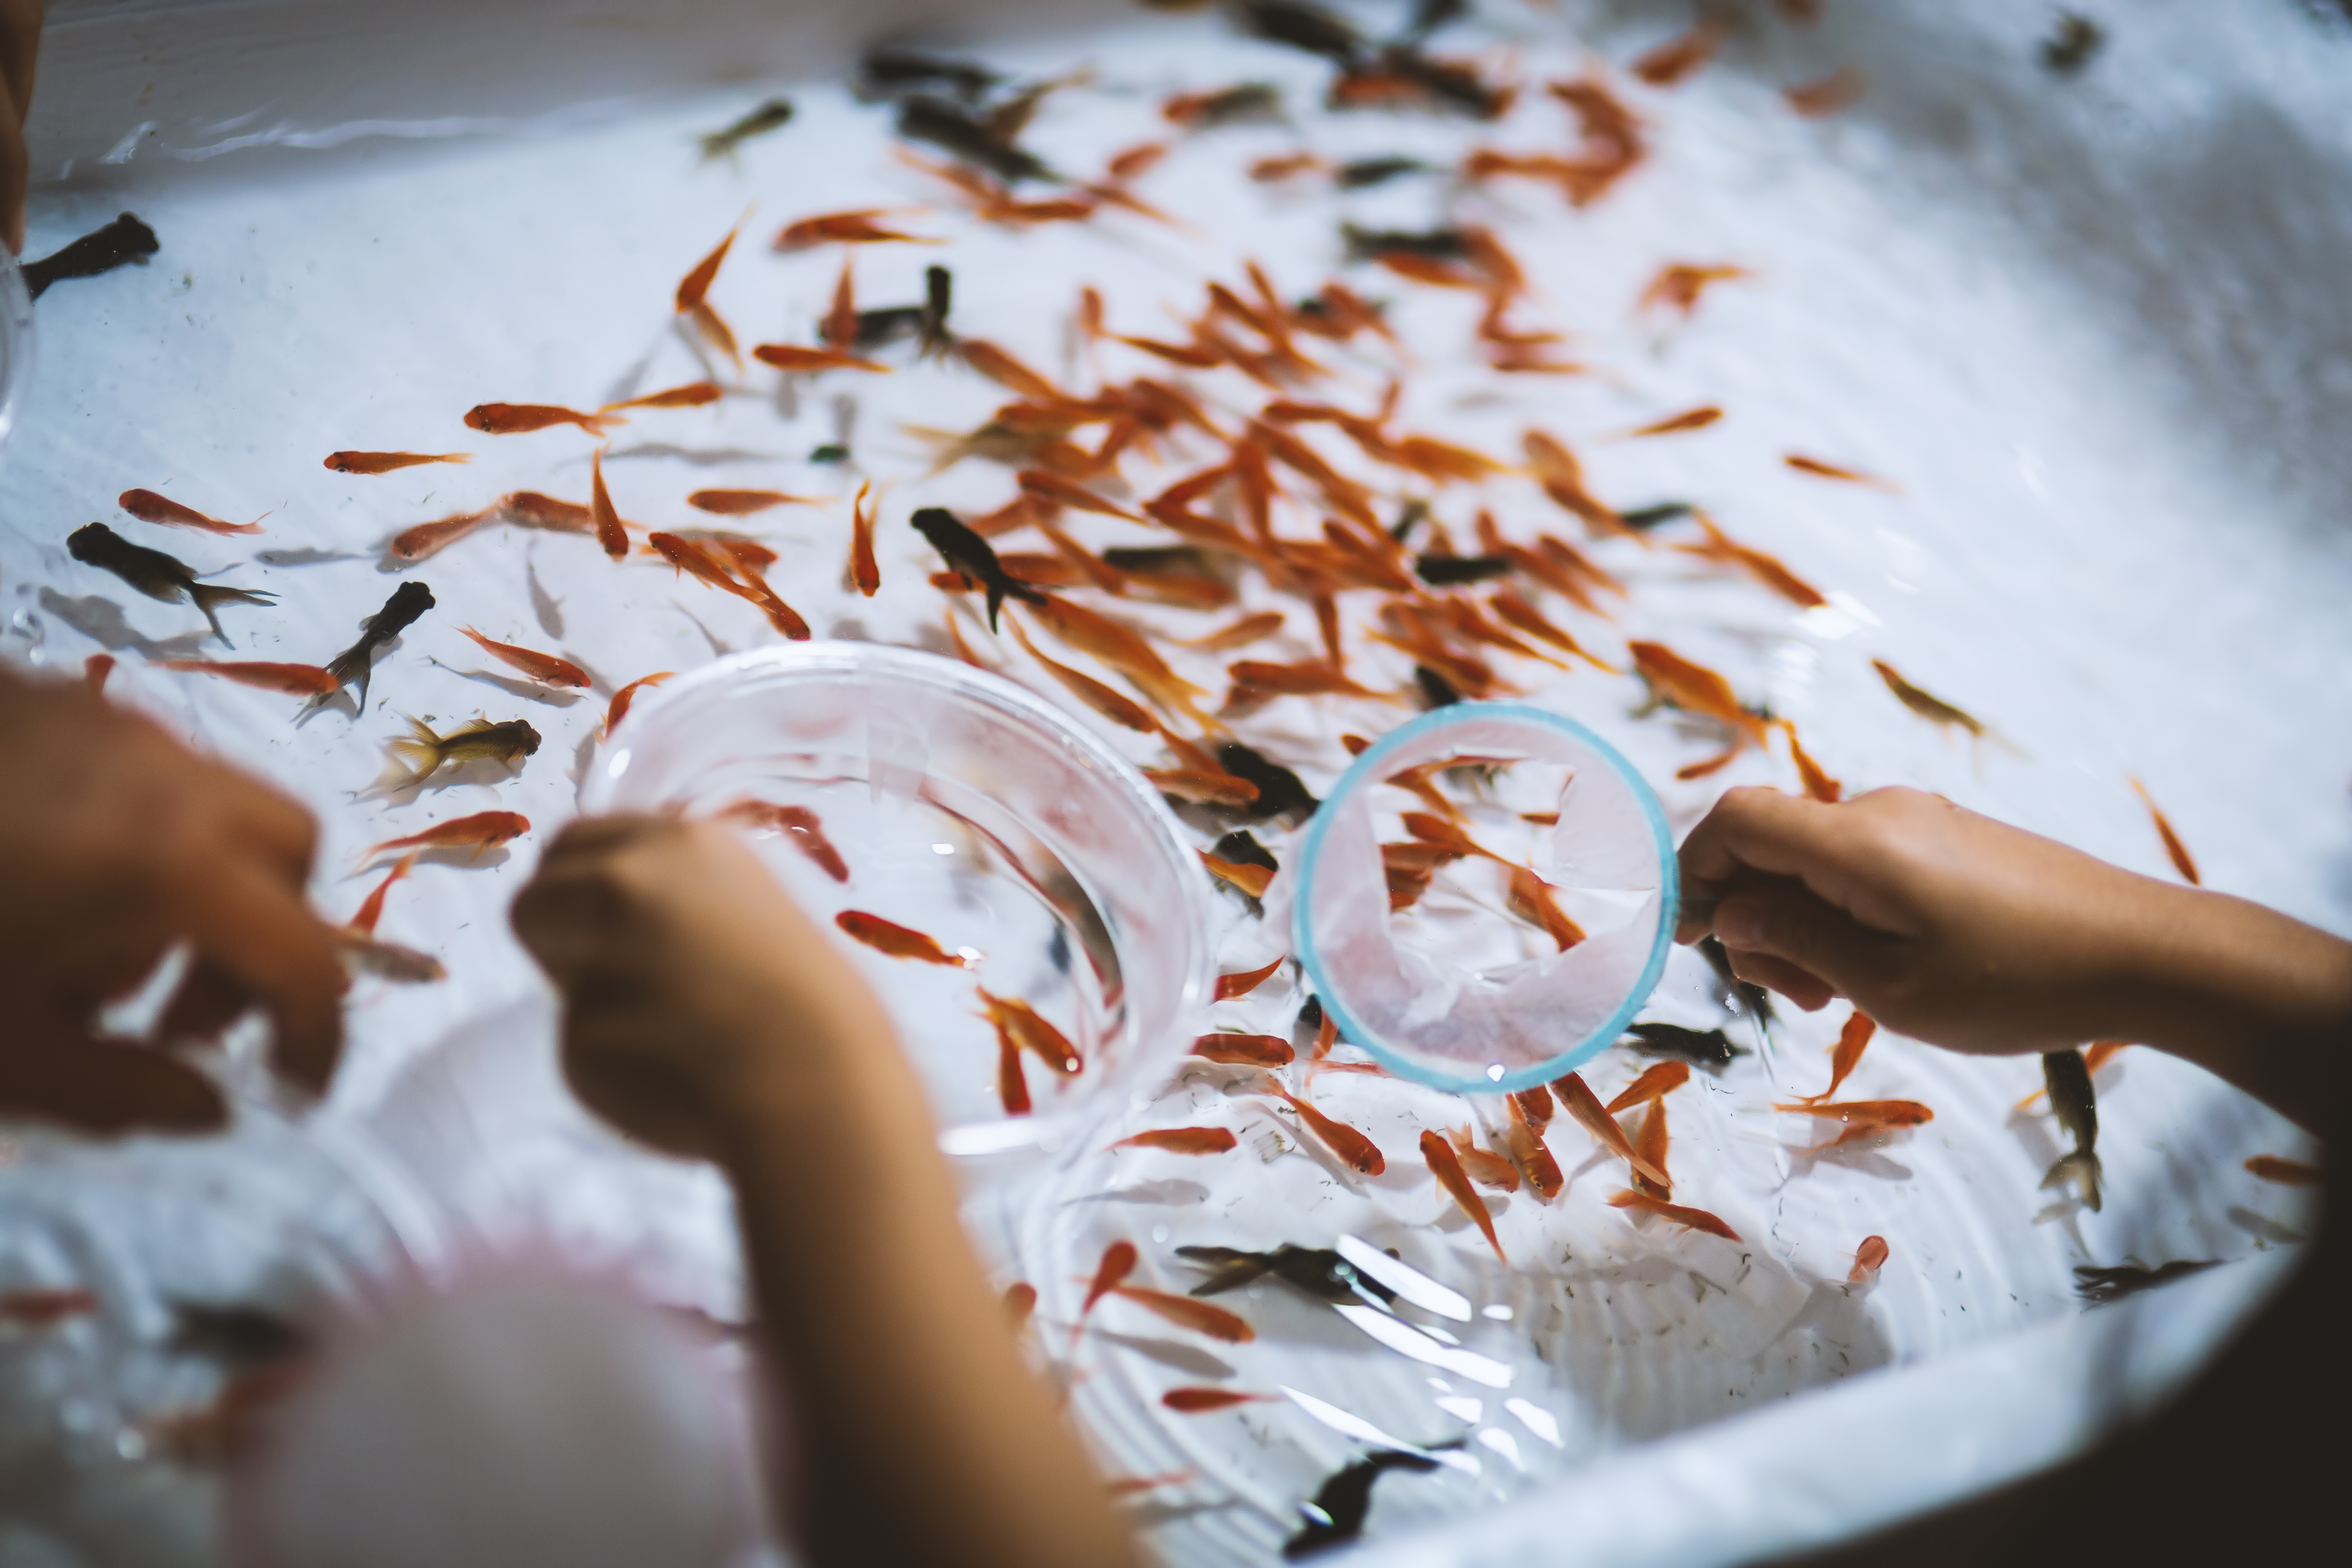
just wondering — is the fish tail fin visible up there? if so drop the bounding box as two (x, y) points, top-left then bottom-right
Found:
(376, 716), (441, 788)
(188, 584), (273, 646)
(983, 581), (1006, 633)
(582, 412), (620, 438)
(2042, 1151), (2103, 1210)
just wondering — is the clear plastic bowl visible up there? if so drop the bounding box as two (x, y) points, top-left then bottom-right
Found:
(1290, 703), (1678, 1094)
(579, 643), (1217, 1156)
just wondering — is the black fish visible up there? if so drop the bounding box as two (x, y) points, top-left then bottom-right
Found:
(1359, 47), (1510, 119)
(1297, 994), (1325, 1032)
(168, 1301), (313, 1370)
(697, 98), (794, 160)
(1284, 1450), (1441, 1557)
(1212, 829), (1280, 873)
(1624, 1020), (1747, 1071)
(66, 523), (272, 646)
(1176, 1243), (1397, 1306)
(2076, 1259), (2219, 1305)
(921, 264), (954, 356)
(1175, 82), (1286, 130)
(810, 443), (850, 464)
(1234, 0), (1369, 67)
(1414, 553), (1509, 586)
(1389, 499), (1430, 543)
(1619, 502), (1695, 531)
(25, 214), (160, 301)
(1342, 222), (1470, 263)
(1334, 155), (1429, 189)
(2041, 1048), (2103, 1211)
(2040, 13), (2105, 76)
(312, 580), (435, 713)
(1217, 743), (1318, 822)
(911, 506), (1045, 631)
(897, 96), (1054, 185)
(1414, 665), (1461, 709)
(859, 49), (1000, 104)
(1697, 934), (1775, 1025)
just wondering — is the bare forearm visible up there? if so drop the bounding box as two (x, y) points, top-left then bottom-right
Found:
(716, 1043), (1136, 1568)
(2106, 885), (2352, 1134)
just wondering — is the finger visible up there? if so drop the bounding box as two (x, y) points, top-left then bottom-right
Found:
(0, 81), (18, 256)
(158, 958), (251, 1044)
(1712, 880), (1899, 1001)
(0, 1034), (228, 1136)
(510, 859), (640, 987)
(165, 855), (347, 1095)
(1677, 788), (1908, 931)
(1723, 948), (1837, 1011)
(541, 814), (672, 862)
(209, 764), (323, 889)
(0, 0), (39, 123)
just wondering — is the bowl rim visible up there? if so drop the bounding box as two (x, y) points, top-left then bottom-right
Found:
(0, 247), (35, 467)
(1289, 700), (1680, 1095)
(581, 641), (1220, 1146)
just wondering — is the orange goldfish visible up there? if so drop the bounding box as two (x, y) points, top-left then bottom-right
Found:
(1161, 1386), (1274, 1412)
(835, 910), (976, 969)
(1604, 1061), (1689, 1115)
(1506, 865), (1587, 952)
(457, 626), (589, 688)
(2128, 778), (2200, 885)
(1193, 1031), (1292, 1069)
(324, 451), (470, 474)
(361, 811), (530, 864)
(1214, 956), (1286, 1001)
(1871, 659), (1984, 737)
(1774, 1098), (1935, 1149)
(588, 449), (628, 561)
(1114, 1128), (1240, 1156)
(464, 403), (615, 437)
(1075, 1241), (1139, 1346)
(849, 480), (879, 597)
(2245, 1156), (2323, 1187)
(599, 382), (724, 414)
(154, 659), (338, 697)
(1782, 722), (1844, 802)
(1609, 1189), (1740, 1240)
(1502, 1096), (1565, 1199)
(602, 671), (673, 738)
(959, 340), (1061, 400)
(0, 1288), (100, 1327)
(773, 208), (940, 250)
(687, 488), (814, 514)
(1849, 1235), (1890, 1283)
(1201, 851), (1276, 899)
(1784, 65), (1867, 118)
(1522, 431), (1629, 537)
(1554, 1071), (1671, 1186)
(1806, 1011), (1877, 1102)
(1262, 1080), (1383, 1175)
(1630, 18), (1727, 87)
(996, 1022), (1032, 1116)
(1631, 1099), (1673, 1198)
(1671, 510), (1827, 607)
(675, 223), (739, 312)
(1784, 453), (1898, 491)
(119, 488), (265, 536)
(1638, 263), (1750, 318)
(752, 343), (889, 374)
(1004, 612), (1161, 736)
(1109, 1285), (1255, 1343)
(1422, 1130), (1506, 1261)
(981, 988), (1082, 1076)
(1031, 595), (1214, 726)
(715, 800), (851, 882)
(1625, 405), (1724, 438)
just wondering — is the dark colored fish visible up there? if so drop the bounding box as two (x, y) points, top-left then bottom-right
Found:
(1414, 553), (1509, 585)
(1217, 744), (1318, 822)
(1697, 934), (1775, 1025)
(922, 264), (954, 355)
(1176, 1244), (1398, 1306)
(1334, 155), (1430, 189)
(1284, 1450), (1442, 1558)
(897, 96), (1054, 185)
(2040, 13), (2105, 76)
(1364, 47), (1510, 119)
(1342, 222), (1471, 262)
(911, 506), (1046, 631)
(1619, 502), (1697, 531)
(65, 523), (272, 646)
(168, 1301), (313, 1370)
(698, 98), (795, 160)
(1415, 665), (1462, 708)
(1212, 829), (1281, 874)
(852, 266), (953, 356)
(24, 213), (161, 301)
(1624, 1020), (1748, 1071)
(2041, 1047), (2103, 1211)
(1235, 0), (1370, 67)
(859, 49), (1000, 104)
(810, 443), (850, 464)
(2076, 1259), (2219, 1305)
(311, 581), (436, 713)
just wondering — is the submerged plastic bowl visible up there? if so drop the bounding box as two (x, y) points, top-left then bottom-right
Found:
(580, 643), (1217, 1156)
(1292, 704), (1678, 1094)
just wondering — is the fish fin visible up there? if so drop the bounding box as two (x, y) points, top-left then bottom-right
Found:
(983, 579), (1005, 633)
(187, 584), (273, 646)
(2041, 1151), (2103, 1209)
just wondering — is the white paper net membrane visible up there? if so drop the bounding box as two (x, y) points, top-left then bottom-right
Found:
(578, 642), (1216, 1156)
(1287, 705), (1677, 1094)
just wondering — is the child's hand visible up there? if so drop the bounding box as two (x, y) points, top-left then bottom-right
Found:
(510, 815), (895, 1159)
(1675, 785), (2174, 1055)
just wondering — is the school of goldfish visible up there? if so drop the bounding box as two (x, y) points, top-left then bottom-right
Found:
(28, 0), (2311, 1529)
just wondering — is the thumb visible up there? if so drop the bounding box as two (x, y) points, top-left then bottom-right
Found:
(1713, 880), (1893, 1007)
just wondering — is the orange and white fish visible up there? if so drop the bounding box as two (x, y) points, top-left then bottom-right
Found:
(119, 488), (265, 536)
